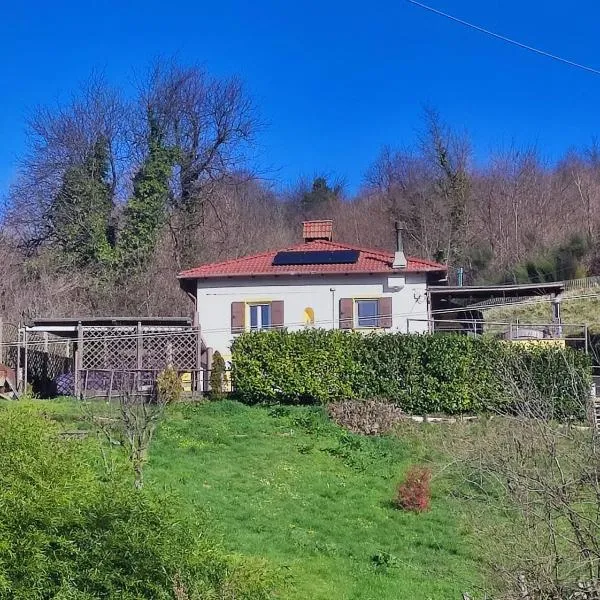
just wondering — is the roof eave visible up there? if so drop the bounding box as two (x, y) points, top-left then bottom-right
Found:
(177, 266), (447, 280)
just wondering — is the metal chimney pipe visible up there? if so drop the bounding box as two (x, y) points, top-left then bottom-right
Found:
(393, 221), (407, 269)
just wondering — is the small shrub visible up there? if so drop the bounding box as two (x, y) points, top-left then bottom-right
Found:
(371, 551), (399, 570)
(289, 408), (329, 434)
(210, 350), (228, 399)
(328, 400), (405, 435)
(394, 465), (432, 513)
(156, 366), (183, 404)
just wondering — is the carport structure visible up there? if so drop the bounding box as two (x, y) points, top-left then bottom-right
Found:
(425, 281), (567, 334)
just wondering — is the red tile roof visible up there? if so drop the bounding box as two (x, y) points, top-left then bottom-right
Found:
(178, 240), (446, 280)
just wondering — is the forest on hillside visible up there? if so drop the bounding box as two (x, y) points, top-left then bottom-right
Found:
(3, 58), (600, 323)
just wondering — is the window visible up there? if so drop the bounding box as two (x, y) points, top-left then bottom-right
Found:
(233, 300), (283, 333)
(355, 299), (379, 328)
(249, 304), (271, 331)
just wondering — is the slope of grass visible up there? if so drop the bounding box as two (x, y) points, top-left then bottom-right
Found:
(148, 401), (488, 600)
(484, 288), (600, 333)
(4, 398), (491, 598)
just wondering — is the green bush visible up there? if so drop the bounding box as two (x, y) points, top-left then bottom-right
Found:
(0, 408), (277, 599)
(156, 366), (183, 404)
(355, 333), (502, 414)
(231, 329), (362, 404)
(231, 331), (591, 418)
(210, 350), (228, 399)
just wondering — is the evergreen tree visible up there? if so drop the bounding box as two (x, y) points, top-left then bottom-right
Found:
(49, 137), (114, 269)
(299, 177), (341, 218)
(117, 115), (175, 274)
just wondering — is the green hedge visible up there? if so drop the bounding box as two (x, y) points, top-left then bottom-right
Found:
(231, 329), (361, 404)
(231, 330), (591, 418)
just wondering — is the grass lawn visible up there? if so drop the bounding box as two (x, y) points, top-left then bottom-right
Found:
(9, 399), (490, 599)
(150, 401), (487, 600)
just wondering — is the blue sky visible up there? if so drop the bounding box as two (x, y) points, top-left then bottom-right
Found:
(1, 0), (600, 195)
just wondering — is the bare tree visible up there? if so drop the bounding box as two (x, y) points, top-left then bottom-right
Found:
(85, 369), (180, 488)
(142, 60), (261, 267)
(452, 355), (600, 600)
(8, 76), (127, 252)
(556, 149), (600, 244)
(364, 145), (447, 258)
(421, 107), (471, 268)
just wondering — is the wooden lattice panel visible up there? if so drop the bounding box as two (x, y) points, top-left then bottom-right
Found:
(141, 327), (197, 371)
(81, 326), (198, 372)
(82, 327), (137, 370)
(25, 331), (71, 357)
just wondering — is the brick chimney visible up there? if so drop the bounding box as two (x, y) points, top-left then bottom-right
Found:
(303, 220), (333, 242)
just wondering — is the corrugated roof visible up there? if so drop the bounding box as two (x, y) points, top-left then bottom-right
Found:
(178, 239), (446, 280)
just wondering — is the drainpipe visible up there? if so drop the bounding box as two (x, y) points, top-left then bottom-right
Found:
(426, 290), (433, 333)
(330, 288), (336, 329)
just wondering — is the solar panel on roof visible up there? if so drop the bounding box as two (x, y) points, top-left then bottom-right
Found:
(272, 250), (360, 266)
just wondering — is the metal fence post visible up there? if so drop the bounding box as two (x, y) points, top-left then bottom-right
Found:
(136, 322), (143, 371)
(16, 326), (21, 392)
(585, 323), (589, 355)
(23, 328), (28, 394)
(74, 322), (83, 398)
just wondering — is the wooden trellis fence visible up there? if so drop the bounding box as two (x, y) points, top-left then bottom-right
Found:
(77, 324), (209, 396)
(0, 318), (212, 398)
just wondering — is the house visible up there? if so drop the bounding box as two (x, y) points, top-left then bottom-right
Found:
(178, 221), (447, 360)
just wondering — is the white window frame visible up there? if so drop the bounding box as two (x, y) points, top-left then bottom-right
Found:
(249, 303), (271, 331)
(354, 299), (379, 329)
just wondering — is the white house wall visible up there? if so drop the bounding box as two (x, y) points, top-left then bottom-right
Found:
(194, 274), (430, 358)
